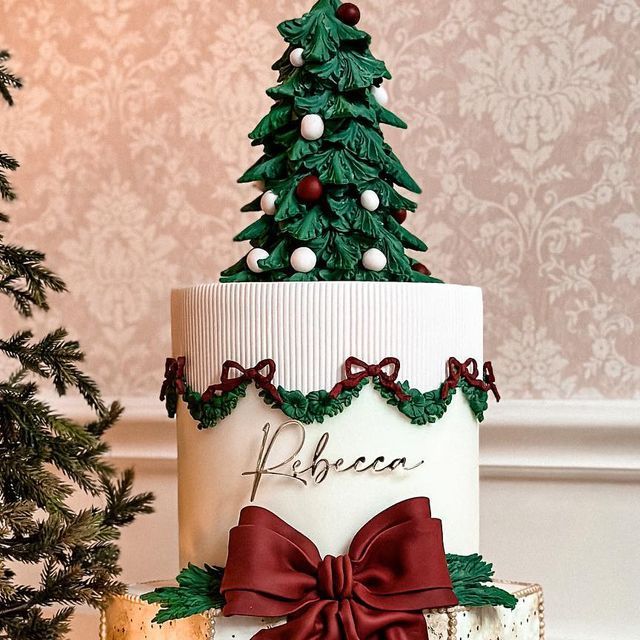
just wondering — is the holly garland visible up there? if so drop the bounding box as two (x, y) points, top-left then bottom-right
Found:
(142, 554), (518, 625)
(161, 356), (500, 430)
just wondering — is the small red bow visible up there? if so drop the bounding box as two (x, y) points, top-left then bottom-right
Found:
(221, 498), (458, 640)
(441, 357), (500, 402)
(202, 359), (282, 404)
(160, 357), (186, 401)
(329, 357), (411, 401)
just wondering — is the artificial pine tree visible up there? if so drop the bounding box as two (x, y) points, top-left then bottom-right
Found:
(0, 51), (153, 640)
(221, 0), (439, 283)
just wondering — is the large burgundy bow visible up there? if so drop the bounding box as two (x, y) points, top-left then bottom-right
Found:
(329, 357), (411, 401)
(440, 357), (501, 402)
(221, 498), (458, 640)
(160, 357), (186, 401)
(202, 359), (282, 404)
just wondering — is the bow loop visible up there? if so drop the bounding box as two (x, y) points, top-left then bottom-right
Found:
(221, 498), (458, 640)
(330, 357), (410, 402)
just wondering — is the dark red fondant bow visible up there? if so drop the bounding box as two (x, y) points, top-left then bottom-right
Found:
(329, 357), (411, 401)
(441, 357), (500, 402)
(160, 357), (186, 401)
(202, 359), (282, 404)
(221, 498), (457, 640)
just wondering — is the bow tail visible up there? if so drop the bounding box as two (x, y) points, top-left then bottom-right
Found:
(351, 604), (429, 640)
(250, 601), (340, 640)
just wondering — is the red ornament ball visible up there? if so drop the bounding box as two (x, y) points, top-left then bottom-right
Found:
(412, 262), (432, 277)
(336, 3), (361, 26)
(393, 209), (408, 224)
(296, 175), (324, 203)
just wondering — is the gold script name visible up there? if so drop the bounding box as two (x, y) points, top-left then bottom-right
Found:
(243, 421), (425, 502)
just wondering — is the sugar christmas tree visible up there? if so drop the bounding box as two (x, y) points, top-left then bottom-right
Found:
(221, 0), (438, 283)
(0, 51), (153, 640)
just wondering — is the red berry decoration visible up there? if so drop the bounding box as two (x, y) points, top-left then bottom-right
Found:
(296, 175), (324, 203)
(412, 262), (432, 276)
(393, 209), (408, 224)
(336, 3), (361, 26)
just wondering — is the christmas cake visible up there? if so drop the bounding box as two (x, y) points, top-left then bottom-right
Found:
(104, 1), (543, 638)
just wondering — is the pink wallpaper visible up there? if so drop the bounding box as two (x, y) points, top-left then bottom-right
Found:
(0, 0), (638, 399)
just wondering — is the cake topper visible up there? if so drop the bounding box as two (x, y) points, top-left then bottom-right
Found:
(221, 0), (439, 284)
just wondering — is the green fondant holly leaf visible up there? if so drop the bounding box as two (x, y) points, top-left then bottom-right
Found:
(460, 380), (489, 422)
(279, 389), (310, 421)
(307, 390), (342, 423)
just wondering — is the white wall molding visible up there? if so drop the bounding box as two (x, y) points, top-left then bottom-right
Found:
(51, 396), (640, 481)
(481, 399), (640, 481)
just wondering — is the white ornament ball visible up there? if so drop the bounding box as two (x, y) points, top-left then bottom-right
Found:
(360, 190), (380, 212)
(372, 84), (389, 106)
(300, 114), (325, 141)
(290, 247), (317, 273)
(247, 248), (269, 274)
(260, 191), (278, 216)
(289, 48), (305, 68)
(362, 248), (387, 272)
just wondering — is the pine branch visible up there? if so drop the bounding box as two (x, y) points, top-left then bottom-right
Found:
(0, 330), (105, 412)
(0, 48), (154, 640)
(0, 243), (66, 315)
(0, 51), (22, 108)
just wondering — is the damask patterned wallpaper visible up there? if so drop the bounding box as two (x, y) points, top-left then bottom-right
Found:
(0, 0), (638, 399)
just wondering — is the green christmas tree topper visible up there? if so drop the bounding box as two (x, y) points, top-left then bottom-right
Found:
(221, 0), (439, 283)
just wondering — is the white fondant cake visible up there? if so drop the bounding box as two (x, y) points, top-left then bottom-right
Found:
(171, 282), (483, 566)
(103, 582), (545, 640)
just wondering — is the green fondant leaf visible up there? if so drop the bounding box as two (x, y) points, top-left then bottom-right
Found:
(278, 2), (369, 63)
(250, 103), (293, 141)
(288, 136), (323, 162)
(325, 233), (360, 270)
(327, 120), (387, 165)
(447, 554), (518, 609)
(314, 49), (390, 91)
(234, 216), (272, 242)
(285, 206), (326, 241)
(241, 194), (263, 213)
(302, 148), (378, 185)
(353, 208), (385, 237)
(279, 389), (310, 421)
(258, 240), (290, 271)
(460, 380), (489, 422)
(387, 216), (428, 253)
(142, 564), (225, 625)
(239, 153), (288, 183)
(384, 148), (422, 193)
(372, 99), (408, 129)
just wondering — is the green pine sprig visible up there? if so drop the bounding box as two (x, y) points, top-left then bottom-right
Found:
(142, 565), (225, 625)
(447, 554), (518, 609)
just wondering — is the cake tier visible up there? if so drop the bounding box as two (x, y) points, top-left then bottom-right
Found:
(171, 282), (483, 566)
(103, 582), (544, 640)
